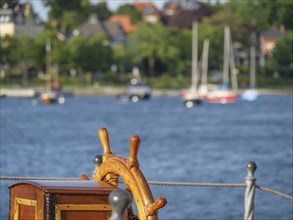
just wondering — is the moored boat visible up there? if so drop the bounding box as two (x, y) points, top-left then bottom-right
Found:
(207, 87), (237, 103)
(180, 88), (203, 108)
(241, 89), (258, 101)
(181, 22), (203, 107)
(126, 82), (152, 102)
(207, 26), (238, 104)
(40, 90), (58, 104)
(241, 45), (258, 101)
(39, 39), (66, 105)
(118, 67), (152, 103)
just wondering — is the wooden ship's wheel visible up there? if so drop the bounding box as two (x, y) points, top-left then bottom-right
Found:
(92, 128), (167, 220)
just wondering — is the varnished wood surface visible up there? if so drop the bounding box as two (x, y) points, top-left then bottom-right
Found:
(9, 184), (44, 220)
(9, 127), (166, 220)
(9, 180), (115, 220)
(60, 211), (110, 220)
(9, 180), (115, 194)
(19, 205), (35, 220)
(93, 128), (167, 220)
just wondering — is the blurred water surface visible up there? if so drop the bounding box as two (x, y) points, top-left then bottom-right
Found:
(0, 95), (292, 219)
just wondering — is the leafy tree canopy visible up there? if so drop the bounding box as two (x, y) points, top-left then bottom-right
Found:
(91, 1), (112, 21)
(128, 22), (182, 76)
(199, 8), (250, 69)
(42, 0), (90, 19)
(61, 11), (86, 33)
(66, 34), (112, 72)
(273, 31), (293, 67)
(228, 0), (292, 31)
(115, 4), (142, 23)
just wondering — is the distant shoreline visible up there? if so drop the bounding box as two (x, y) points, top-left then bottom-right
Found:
(69, 86), (292, 96)
(0, 86), (292, 98)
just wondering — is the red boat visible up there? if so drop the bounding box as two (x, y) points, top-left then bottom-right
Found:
(206, 26), (238, 104)
(207, 89), (237, 104)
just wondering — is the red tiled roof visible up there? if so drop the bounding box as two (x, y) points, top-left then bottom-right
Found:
(133, 1), (159, 15)
(109, 15), (136, 34)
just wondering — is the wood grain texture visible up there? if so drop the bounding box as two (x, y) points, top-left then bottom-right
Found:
(93, 128), (167, 220)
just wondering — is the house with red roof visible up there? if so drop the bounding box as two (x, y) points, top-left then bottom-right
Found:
(133, 1), (160, 24)
(108, 15), (136, 35)
(260, 26), (285, 56)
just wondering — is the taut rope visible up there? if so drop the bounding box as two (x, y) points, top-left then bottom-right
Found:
(1, 176), (292, 200)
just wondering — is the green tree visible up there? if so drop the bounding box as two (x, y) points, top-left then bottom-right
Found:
(228, 0), (272, 30)
(199, 8), (249, 70)
(11, 36), (36, 84)
(60, 11), (86, 33)
(273, 31), (293, 67)
(115, 4), (142, 23)
(113, 44), (130, 75)
(66, 34), (112, 73)
(280, 1), (293, 30)
(34, 29), (59, 70)
(91, 1), (112, 21)
(42, 0), (90, 19)
(0, 36), (15, 65)
(0, 36), (17, 82)
(127, 22), (181, 76)
(159, 27), (188, 75)
(229, 0), (293, 31)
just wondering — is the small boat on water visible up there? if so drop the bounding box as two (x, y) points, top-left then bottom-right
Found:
(118, 67), (151, 103)
(40, 90), (58, 104)
(241, 45), (258, 101)
(206, 26), (238, 104)
(241, 89), (258, 101)
(125, 81), (151, 103)
(207, 85), (237, 103)
(181, 22), (203, 108)
(40, 39), (65, 105)
(118, 80), (151, 103)
(40, 89), (65, 104)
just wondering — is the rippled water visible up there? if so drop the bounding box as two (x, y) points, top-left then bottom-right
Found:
(1, 95), (292, 219)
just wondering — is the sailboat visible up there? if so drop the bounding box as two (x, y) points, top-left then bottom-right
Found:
(197, 39), (219, 98)
(40, 39), (59, 104)
(206, 26), (238, 104)
(241, 45), (258, 101)
(180, 21), (203, 108)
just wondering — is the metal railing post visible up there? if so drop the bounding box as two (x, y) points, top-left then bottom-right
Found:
(109, 189), (133, 220)
(244, 161), (257, 220)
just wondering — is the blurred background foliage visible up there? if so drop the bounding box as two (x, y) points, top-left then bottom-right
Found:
(0, 0), (292, 89)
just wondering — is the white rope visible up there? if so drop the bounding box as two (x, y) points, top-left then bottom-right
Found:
(1, 176), (292, 200)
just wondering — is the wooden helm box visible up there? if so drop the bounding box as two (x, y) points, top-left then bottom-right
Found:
(9, 180), (116, 220)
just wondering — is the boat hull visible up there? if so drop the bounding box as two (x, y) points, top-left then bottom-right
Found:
(241, 89), (258, 101)
(40, 97), (57, 104)
(207, 90), (237, 104)
(40, 91), (58, 104)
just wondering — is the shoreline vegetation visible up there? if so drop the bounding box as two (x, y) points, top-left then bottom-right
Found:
(0, 85), (292, 97)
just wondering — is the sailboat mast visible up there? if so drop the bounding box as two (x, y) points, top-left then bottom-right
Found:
(229, 39), (238, 91)
(191, 21), (198, 91)
(223, 26), (230, 87)
(201, 39), (209, 86)
(46, 38), (52, 91)
(250, 46), (256, 89)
